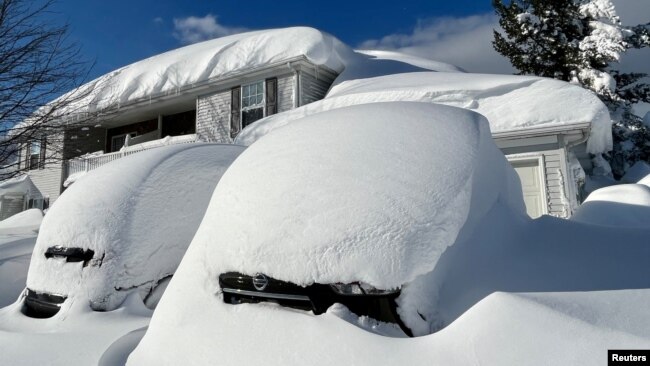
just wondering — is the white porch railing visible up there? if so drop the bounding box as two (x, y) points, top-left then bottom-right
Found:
(64, 134), (199, 182)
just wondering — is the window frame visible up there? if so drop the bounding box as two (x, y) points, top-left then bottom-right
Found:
(240, 80), (266, 129)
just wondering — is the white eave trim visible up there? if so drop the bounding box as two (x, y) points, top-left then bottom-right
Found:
(491, 122), (591, 140)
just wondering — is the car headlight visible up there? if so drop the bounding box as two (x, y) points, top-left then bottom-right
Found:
(329, 282), (399, 296)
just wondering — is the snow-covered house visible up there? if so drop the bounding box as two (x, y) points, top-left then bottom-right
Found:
(15, 27), (347, 206)
(12, 27), (611, 220)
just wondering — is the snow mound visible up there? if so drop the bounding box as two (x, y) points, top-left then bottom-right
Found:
(58, 27), (353, 115)
(620, 161), (650, 183)
(329, 50), (463, 88)
(127, 102), (530, 364)
(237, 72), (612, 154)
(26, 143), (245, 311)
(0, 209), (42, 231)
(199, 102), (521, 289)
(571, 184), (650, 228)
(356, 50), (464, 73)
(639, 174), (650, 187)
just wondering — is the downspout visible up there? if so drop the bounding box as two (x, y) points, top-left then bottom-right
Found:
(288, 61), (300, 108)
(561, 126), (591, 214)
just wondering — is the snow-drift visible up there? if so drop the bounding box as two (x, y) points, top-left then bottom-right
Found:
(237, 72), (612, 154)
(571, 183), (650, 228)
(127, 102), (527, 364)
(26, 143), (244, 312)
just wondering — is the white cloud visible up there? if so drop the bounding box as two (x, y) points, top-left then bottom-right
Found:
(153, 17), (163, 24)
(173, 14), (248, 44)
(359, 14), (515, 74)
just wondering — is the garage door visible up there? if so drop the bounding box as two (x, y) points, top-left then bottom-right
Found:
(511, 160), (546, 218)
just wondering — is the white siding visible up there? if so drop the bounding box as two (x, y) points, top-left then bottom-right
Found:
(505, 148), (569, 218)
(18, 137), (64, 203)
(28, 166), (63, 202)
(541, 150), (569, 217)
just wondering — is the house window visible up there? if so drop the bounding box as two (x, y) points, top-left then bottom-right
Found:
(241, 81), (265, 129)
(111, 133), (136, 152)
(230, 78), (277, 139)
(29, 141), (41, 170)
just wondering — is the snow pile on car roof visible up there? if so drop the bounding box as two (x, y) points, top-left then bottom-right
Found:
(237, 72), (611, 154)
(26, 143), (245, 311)
(59, 27), (353, 115)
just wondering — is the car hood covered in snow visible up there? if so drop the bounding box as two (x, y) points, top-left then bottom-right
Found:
(26, 143), (245, 311)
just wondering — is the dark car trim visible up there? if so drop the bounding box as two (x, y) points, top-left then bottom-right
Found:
(44, 246), (97, 267)
(218, 272), (412, 336)
(22, 288), (67, 318)
(222, 288), (311, 301)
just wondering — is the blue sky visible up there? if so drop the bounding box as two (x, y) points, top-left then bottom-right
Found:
(49, 0), (497, 78)
(49, 0), (648, 83)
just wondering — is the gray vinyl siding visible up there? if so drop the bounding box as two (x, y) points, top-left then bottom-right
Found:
(196, 72), (297, 143)
(196, 89), (232, 143)
(299, 68), (336, 106)
(277, 73), (295, 113)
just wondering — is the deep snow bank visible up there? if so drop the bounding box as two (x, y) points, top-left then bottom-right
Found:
(26, 143), (244, 311)
(571, 183), (650, 228)
(237, 72), (611, 154)
(129, 203), (650, 366)
(0, 209), (42, 231)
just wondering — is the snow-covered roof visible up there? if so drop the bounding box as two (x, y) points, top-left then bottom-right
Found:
(0, 175), (39, 197)
(237, 71), (612, 154)
(60, 27), (352, 115)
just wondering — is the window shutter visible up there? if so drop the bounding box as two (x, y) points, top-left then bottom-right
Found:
(39, 137), (47, 169)
(230, 86), (241, 139)
(265, 77), (278, 116)
(23, 142), (30, 170)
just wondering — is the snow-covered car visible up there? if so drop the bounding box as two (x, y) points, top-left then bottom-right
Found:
(21, 143), (245, 318)
(128, 102), (527, 364)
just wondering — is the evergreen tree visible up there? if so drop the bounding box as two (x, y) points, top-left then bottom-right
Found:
(493, 0), (650, 178)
